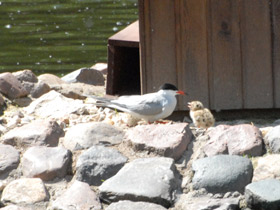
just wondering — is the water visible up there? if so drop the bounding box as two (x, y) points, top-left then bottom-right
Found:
(0, 0), (138, 76)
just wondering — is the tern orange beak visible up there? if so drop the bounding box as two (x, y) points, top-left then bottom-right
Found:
(176, 90), (187, 95)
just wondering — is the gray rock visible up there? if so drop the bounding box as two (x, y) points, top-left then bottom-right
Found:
(106, 200), (167, 210)
(174, 192), (240, 210)
(61, 67), (105, 86)
(0, 92), (5, 106)
(51, 83), (86, 100)
(0, 144), (20, 179)
(21, 146), (71, 181)
(76, 145), (127, 185)
(245, 179), (280, 210)
(0, 72), (28, 99)
(24, 90), (86, 119)
(204, 124), (263, 157)
(13, 69), (38, 83)
(52, 180), (101, 210)
(125, 123), (192, 160)
(63, 122), (124, 151)
(91, 63), (107, 75)
(192, 155), (253, 193)
(37, 73), (66, 87)
(253, 154), (280, 182)
(1, 178), (49, 205)
(264, 125), (280, 153)
(1, 119), (64, 147)
(99, 157), (181, 208)
(30, 81), (50, 98)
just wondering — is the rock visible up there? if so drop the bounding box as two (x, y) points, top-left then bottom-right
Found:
(0, 92), (5, 106)
(0, 72), (28, 99)
(91, 63), (108, 74)
(125, 123), (192, 160)
(21, 146), (71, 181)
(37, 73), (66, 87)
(204, 124), (263, 157)
(63, 122), (124, 151)
(30, 81), (50, 98)
(106, 200), (167, 210)
(245, 179), (280, 210)
(0, 144), (20, 179)
(252, 154), (280, 182)
(192, 155), (253, 193)
(61, 67), (105, 86)
(13, 69), (38, 83)
(50, 83), (86, 100)
(1, 178), (49, 204)
(99, 157), (181, 208)
(24, 90), (87, 119)
(0, 205), (34, 210)
(264, 125), (280, 153)
(52, 180), (101, 210)
(76, 145), (127, 185)
(174, 191), (240, 210)
(1, 119), (64, 147)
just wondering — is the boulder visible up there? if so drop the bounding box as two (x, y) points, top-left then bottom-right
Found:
(106, 200), (167, 210)
(0, 72), (28, 99)
(76, 145), (127, 185)
(174, 191), (240, 210)
(24, 90), (86, 119)
(38, 73), (66, 87)
(252, 154), (280, 182)
(91, 63), (108, 74)
(61, 67), (105, 86)
(125, 123), (193, 160)
(245, 179), (280, 210)
(1, 178), (49, 205)
(21, 146), (72, 181)
(192, 155), (253, 193)
(1, 119), (64, 147)
(63, 122), (124, 151)
(52, 180), (101, 210)
(30, 81), (50, 98)
(264, 125), (280, 153)
(13, 69), (38, 83)
(0, 144), (20, 178)
(99, 157), (181, 208)
(204, 124), (263, 157)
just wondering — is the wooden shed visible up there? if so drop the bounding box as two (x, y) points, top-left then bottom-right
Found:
(107, 0), (280, 112)
(138, 0), (280, 111)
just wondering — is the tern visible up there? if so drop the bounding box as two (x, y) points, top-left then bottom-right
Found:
(87, 83), (186, 123)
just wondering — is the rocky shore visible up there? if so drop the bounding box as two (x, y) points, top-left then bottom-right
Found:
(0, 65), (280, 210)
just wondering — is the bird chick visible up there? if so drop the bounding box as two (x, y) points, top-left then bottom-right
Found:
(187, 101), (215, 129)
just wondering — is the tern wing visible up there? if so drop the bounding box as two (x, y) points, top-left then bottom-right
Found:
(110, 95), (164, 116)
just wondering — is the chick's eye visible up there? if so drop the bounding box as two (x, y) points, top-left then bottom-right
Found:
(196, 105), (199, 108)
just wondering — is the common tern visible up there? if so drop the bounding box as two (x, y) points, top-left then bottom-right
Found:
(188, 101), (215, 129)
(87, 83), (186, 123)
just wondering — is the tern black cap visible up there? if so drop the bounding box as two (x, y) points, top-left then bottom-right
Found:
(159, 83), (178, 91)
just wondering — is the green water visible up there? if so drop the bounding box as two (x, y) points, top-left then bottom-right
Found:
(0, 0), (138, 75)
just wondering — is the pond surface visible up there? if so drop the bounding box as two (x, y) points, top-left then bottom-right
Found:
(0, 0), (138, 75)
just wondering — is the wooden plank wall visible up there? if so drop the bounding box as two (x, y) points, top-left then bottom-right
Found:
(139, 0), (280, 111)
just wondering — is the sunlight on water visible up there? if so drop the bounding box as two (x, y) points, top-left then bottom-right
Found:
(0, 0), (138, 75)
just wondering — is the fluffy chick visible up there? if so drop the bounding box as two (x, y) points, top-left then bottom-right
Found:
(187, 101), (215, 129)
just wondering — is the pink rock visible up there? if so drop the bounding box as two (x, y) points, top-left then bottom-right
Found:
(204, 124), (263, 157)
(0, 72), (28, 99)
(125, 123), (193, 160)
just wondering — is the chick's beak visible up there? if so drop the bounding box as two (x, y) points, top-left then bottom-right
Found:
(176, 90), (187, 95)
(187, 102), (192, 109)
